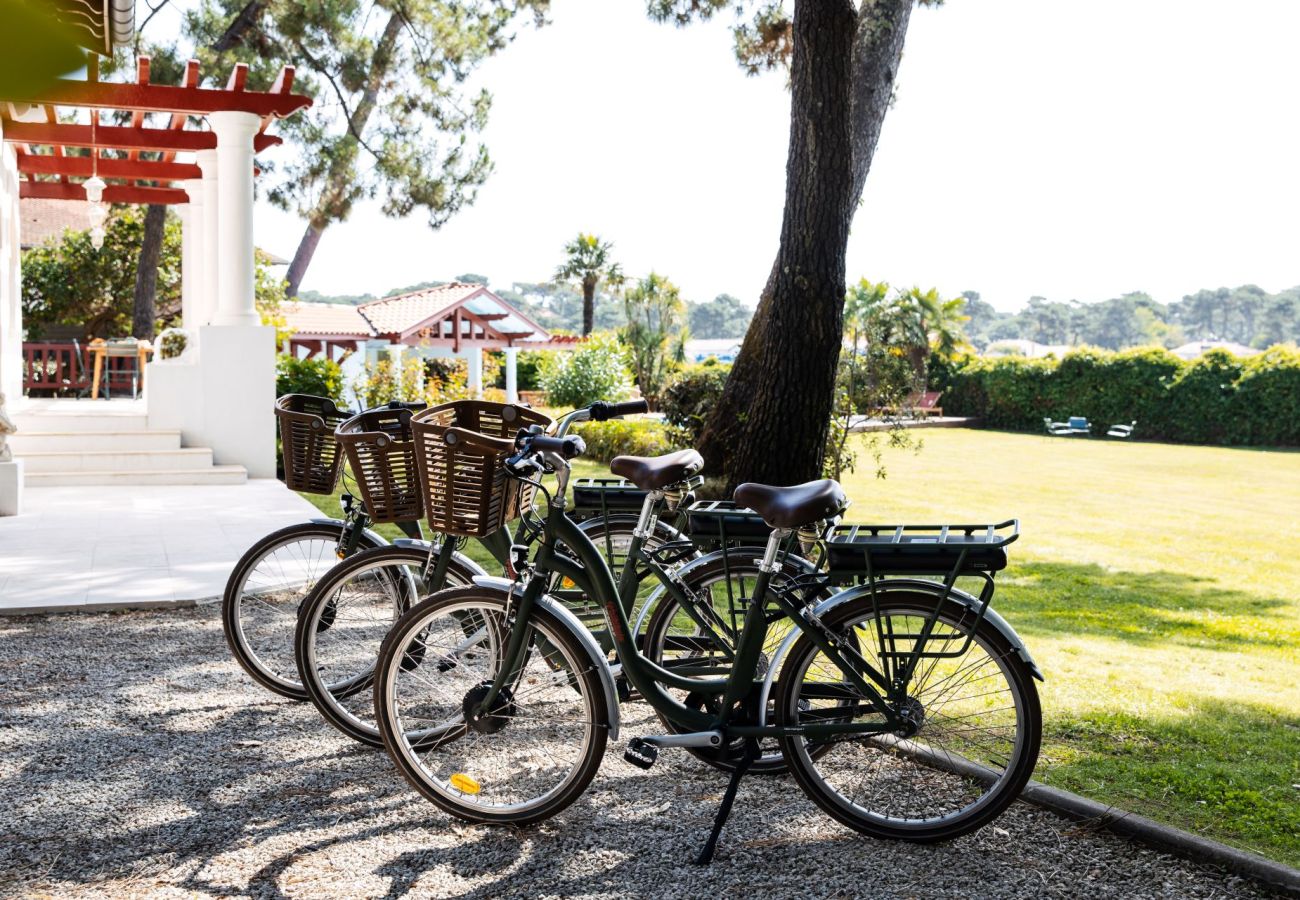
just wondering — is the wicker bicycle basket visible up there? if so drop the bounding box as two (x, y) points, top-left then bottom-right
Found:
(412, 401), (554, 537)
(275, 394), (353, 494)
(335, 406), (426, 524)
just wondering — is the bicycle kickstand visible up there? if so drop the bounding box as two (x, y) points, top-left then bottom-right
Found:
(695, 737), (760, 866)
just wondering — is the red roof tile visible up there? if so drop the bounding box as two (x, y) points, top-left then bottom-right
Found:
(281, 302), (372, 337)
(358, 282), (484, 337)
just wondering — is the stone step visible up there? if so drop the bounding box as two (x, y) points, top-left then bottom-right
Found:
(8, 430), (182, 453)
(16, 448), (215, 473)
(24, 465), (248, 487)
(12, 412), (150, 433)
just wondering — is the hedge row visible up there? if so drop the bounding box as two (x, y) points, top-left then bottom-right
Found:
(938, 345), (1300, 446)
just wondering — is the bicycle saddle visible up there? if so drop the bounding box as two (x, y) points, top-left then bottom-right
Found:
(734, 479), (847, 529)
(609, 449), (704, 491)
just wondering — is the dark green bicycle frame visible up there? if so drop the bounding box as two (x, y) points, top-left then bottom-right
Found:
(480, 500), (913, 742)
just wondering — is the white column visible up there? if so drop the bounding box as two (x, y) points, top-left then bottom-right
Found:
(196, 150), (219, 327)
(467, 346), (483, 397)
(179, 180), (200, 330)
(207, 111), (261, 327)
(504, 346), (519, 404)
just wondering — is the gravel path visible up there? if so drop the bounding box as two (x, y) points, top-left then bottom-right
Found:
(0, 607), (1271, 899)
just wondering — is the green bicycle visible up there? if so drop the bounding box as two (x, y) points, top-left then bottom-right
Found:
(372, 427), (1043, 861)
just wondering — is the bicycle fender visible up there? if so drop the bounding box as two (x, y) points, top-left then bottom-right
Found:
(391, 538), (490, 578)
(757, 579), (1043, 727)
(471, 575), (620, 741)
(308, 517), (389, 549)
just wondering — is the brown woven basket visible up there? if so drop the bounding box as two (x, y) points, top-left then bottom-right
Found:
(412, 401), (554, 537)
(275, 394), (353, 494)
(335, 406), (427, 523)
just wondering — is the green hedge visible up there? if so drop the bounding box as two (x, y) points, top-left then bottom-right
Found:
(938, 345), (1300, 446)
(572, 420), (687, 465)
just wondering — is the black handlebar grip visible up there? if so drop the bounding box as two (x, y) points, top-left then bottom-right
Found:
(529, 434), (586, 459)
(589, 399), (650, 421)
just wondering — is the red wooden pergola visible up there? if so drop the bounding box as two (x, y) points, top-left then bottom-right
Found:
(1, 55), (310, 205)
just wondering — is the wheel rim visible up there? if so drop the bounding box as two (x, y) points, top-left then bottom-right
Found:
(784, 604), (1030, 829)
(384, 599), (600, 816)
(233, 532), (342, 691)
(304, 558), (448, 734)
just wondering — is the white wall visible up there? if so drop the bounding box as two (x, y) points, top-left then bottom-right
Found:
(0, 132), (22, 406)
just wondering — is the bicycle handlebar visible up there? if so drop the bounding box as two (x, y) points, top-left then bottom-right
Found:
(589, 399), (649, 421)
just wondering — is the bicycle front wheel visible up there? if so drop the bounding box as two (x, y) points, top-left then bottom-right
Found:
(774, 592), (1041, 841)
(375, 587), (610, 826)
(223, 521), (383, 699)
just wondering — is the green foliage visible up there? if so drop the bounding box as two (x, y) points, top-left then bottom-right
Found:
(621, 272), (688, 406)
(493, 350), (546, 391)
(572, 419), (687, 465)
(944, 345), (1300, 445)
(276, 355), (345, 404)
(554, 233), (624, 335)
(538, 332), (634, 408)
(661, 364), (731, 443)
(22, 207), (182, 339)
(686, 293), (753, 339)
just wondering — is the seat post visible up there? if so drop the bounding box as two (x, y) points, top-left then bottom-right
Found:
(632, 490), (663, 540)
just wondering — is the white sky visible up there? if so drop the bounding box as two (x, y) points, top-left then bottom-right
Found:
(175, 0), (1300, 312)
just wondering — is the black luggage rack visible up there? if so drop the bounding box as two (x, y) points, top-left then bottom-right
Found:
(826, 520), (1019, 579)
(685, 500), (775, 549)
(569, 478), (649, 522)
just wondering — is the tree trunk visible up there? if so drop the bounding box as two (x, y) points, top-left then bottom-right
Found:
(285, 221), (324, 298)
(131, 203), (167, 340)
(696, 0), (914, 491)
(695, 0), (859, 491)
(582, 276), (597, 335)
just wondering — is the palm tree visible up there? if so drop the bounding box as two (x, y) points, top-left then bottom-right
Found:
(622, 272), (687, 407)
(896, 286), (970, 383)
(554, 233), (624, 336)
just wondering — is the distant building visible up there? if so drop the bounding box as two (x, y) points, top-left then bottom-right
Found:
(684, 338), (742, 363)
(984, 339), (1073, 359)
(1169, 340), (1261, 360)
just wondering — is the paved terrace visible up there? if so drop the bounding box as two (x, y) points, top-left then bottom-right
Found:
(0, 480), (319, 614)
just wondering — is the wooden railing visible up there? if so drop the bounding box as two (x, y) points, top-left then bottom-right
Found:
(21, 342), (138, 396)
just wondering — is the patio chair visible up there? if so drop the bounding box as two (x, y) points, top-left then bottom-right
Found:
(1044, 417), (1073, 436)
(1067, 416), (1091, 436)
(1107, 420), (1137, 439)
(102, 338), (143, 400)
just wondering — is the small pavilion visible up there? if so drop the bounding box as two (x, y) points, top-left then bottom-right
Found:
(283, 283), (582, 404)
(0, 13), (312, 489)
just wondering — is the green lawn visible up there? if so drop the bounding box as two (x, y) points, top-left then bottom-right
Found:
(842, 428), (1300, 865)
(300, 428), (1300, 864)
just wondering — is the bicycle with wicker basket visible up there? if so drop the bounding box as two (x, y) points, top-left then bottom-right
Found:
(370, 426), (1043, 863)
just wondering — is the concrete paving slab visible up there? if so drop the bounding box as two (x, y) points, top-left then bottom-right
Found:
(0, 480), (318, 613)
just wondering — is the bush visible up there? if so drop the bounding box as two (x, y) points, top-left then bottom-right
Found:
(539, 332), (633, 407)
(943, 344), (1300, 446)
(494, 350), (547, 391)
(276, 355), (344, 404)
(573, 420), (688, 465)
(661, 364), (730, 442)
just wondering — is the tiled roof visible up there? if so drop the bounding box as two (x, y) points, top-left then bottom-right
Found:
(20, 198), (90, 249)
(281, 302), (372, 337)
(358, 283), (485, 337)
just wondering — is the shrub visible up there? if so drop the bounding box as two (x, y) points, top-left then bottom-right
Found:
(276, 355), (344, 404)
(539, 332), (633, 407)
(661, 364), (730, 442)
(942, 344), (1300, 446)
(572, 420), (687, 465)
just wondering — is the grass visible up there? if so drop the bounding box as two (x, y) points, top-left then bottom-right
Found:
(839, 429), (1300, 865)
(298, 428), (1300, 865)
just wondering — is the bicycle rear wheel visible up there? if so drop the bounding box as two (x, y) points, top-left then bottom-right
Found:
(295, 544), (480, 746)
(223, 521), (383, 699)
(774, 592), (1041, 841)
(375, 587), (610, 825)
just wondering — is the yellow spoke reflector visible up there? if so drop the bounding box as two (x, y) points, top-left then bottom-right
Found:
(450, 773), (481, 794)
(560, 577), (577, 589)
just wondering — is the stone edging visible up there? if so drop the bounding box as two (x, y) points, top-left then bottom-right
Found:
(1022, 781), (1300, 897)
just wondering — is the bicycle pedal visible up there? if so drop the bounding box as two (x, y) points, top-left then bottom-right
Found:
(615, 674), (632, 702)
(624, 737), (658, 770)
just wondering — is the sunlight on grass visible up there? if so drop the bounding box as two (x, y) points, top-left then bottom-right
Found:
(847, 429), (1300, 864)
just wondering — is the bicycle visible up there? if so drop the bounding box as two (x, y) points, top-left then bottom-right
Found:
(222, 395), (442, 700)
(372, 427), (1043, 861)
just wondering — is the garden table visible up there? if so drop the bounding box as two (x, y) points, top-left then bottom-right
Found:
(89, 338), (153, 400)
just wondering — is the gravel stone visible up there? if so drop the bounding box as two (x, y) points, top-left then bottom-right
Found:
(0, 607), (1272, 899)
